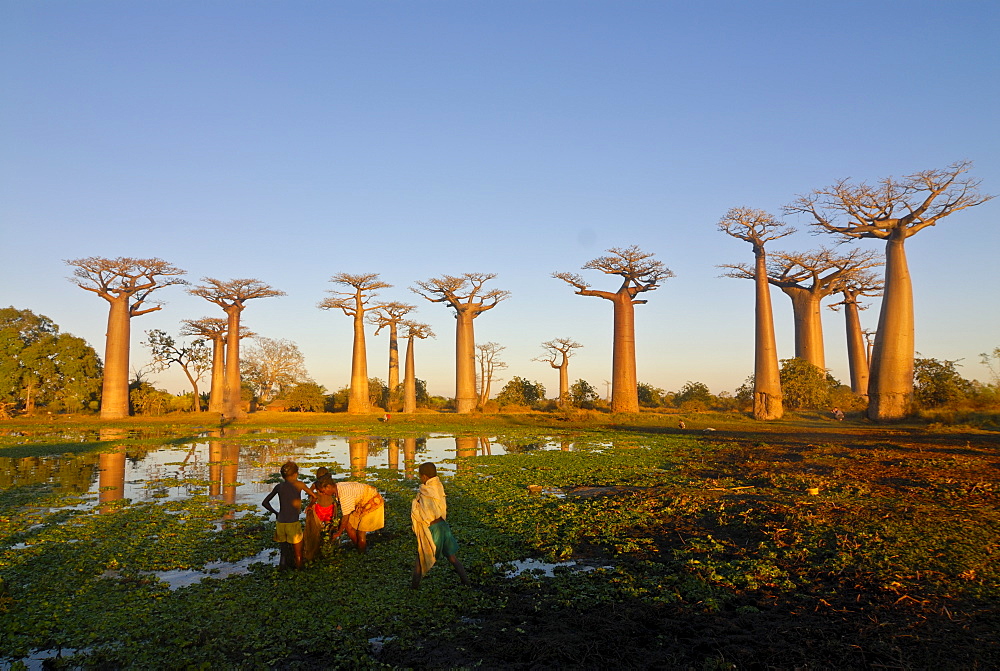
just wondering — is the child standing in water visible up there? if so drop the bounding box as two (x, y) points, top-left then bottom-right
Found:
(410, 462), (470, 589)
(303, 474), (338, 562)
(262, 461), (315, 569)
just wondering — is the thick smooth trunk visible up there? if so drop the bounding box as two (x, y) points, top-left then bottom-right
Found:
(844, 300), (869, 397)
(867, 235), (914, 421)
(753, 252), (783, 419)
(558, 363), (569, 407)
(611, 294), (639, 413)
(348, 306), (371, 414)
(209, 336), (225, 413)
(403, 336), (416, 414)
(455, 311), (477, 413)
(387, 323), (400, 411)
(223, 306), (244, 419)
(783, 287), (825, 369)
(100, 296), (132, 419)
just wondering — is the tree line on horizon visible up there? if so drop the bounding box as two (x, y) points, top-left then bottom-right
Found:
(1, 161), (995, 421)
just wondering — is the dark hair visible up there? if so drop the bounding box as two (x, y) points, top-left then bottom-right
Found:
(315, 466), (329, 478)
(280, 461), (299, 478)
(316, 474), (336, 489)
(418, 462), (437, 478)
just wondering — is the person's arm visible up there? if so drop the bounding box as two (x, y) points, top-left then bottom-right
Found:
(262, 485), (279, 516)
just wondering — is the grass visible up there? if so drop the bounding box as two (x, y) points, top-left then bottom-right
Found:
(0, 411), (998, 669)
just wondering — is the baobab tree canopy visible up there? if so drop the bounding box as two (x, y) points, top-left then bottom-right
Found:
(786, 161), (993, 421)
(554, 246), (672, 413)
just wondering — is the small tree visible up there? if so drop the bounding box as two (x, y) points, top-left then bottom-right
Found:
(283, 382), (328, 412)
(143, 329), (211, 411)
(476, 341), (507, 407)
(779, 358), (839, 410)
(67, 257), (187, 418)
(180, 317), (254, 413)
(568, 379), (600, 408)
(496, 377), (546, 408)
(637, 382), (667, 407)
(240, 337), (310, 405)
(554, 246), (672, 413)
(534, 338), (583, 407)
(674, 381), (713, 410)
(913, 356), (973, 408)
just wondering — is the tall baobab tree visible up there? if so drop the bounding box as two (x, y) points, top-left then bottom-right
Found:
(400, 320), (434, 414)
(786, 161), (992, 421)
(180, 317), (254, 414)
(720, 247), (882, 369)
(66, 257), (187, 419)
(320, 273), (392, 414)
(189, 278), (285, 419)
(476, 342), (507, 407)
(718, 208), (794, 420)
(554, 246), (671, 413)
(534, 338), (583, 407)
(367, 301), (416, 412)
(828, 270), (883, 397)
(412, 273), (510, 414)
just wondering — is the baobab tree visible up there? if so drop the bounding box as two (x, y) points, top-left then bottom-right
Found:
(534, 338), (583, 407)
(717, 208), (794, 420)
(66, 257), (187, 419)
(476, 342), (507, 407)
(720, 246), (881, 369)
(786, 160), (992, 420)
(412, 273), (510, 413)
(189, 278), (285, 419)
(400, 320), (434, 414)
(828, 270), (883, 397)
(143, 329), (210, 411)
(319, 273), (392, 414)
(180, 317), (254, 413)
(367, 301), (416, 412)
(554, 246), (671, 413)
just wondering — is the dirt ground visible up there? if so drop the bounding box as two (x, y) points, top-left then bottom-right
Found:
(380, 422), (1000, 670)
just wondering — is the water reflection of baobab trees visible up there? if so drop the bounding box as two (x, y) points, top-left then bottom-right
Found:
(98, 428), (128, 512)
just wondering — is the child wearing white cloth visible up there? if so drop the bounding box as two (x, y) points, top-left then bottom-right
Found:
(410, 462), (470, 589)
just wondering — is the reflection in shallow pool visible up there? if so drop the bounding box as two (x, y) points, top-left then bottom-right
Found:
(0, 432), (592, 517)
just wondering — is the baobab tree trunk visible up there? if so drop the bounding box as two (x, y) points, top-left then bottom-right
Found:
(868, 235), (914, 421)
(387, 322), (400, 411)
(844, 300), (870, 398)
(753, 253), (783, 420)
(558, 363), (569, 407)
(403, 335), (416, 414)
(101, 296), (132, 419)
(611, 295), (639, 413)
(455, 311), (477, 413)
(348, 306), (371, 414)
(209, 335), (225, 413)
(782, 288), (825, 369)
(223, 306), (244, 419)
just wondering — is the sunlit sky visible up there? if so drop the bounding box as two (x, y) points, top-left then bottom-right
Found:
(3, 1), (998, 399)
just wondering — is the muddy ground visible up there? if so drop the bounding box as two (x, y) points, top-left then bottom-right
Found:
(380, 422), (999, 670)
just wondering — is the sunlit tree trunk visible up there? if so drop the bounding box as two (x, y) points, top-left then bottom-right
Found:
(223, 305), (244, 419)
(348, 302), (371, 414)
(843, 298), (870, 397)
(611, 294), (639, 413)
(455, 311), (477, 414)
(781, 287), (825, 369)
(209, 335), (225, 413)
(868, 234), (914, 420)
(403, 334), (417, 414)
(753, 251), (784, 420)
(101, 296), (133, 419)
(386, 321), (400, 410)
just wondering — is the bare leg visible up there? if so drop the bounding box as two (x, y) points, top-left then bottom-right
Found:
(411, 558), (423, 589)
(356, 530), (368, 553)
(448, 554), (471, 586)
(292, 541), (304, 569)
(345, 525), (360, 550)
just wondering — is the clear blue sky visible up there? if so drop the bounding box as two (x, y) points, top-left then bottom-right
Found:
(2, 1), (998, 398)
